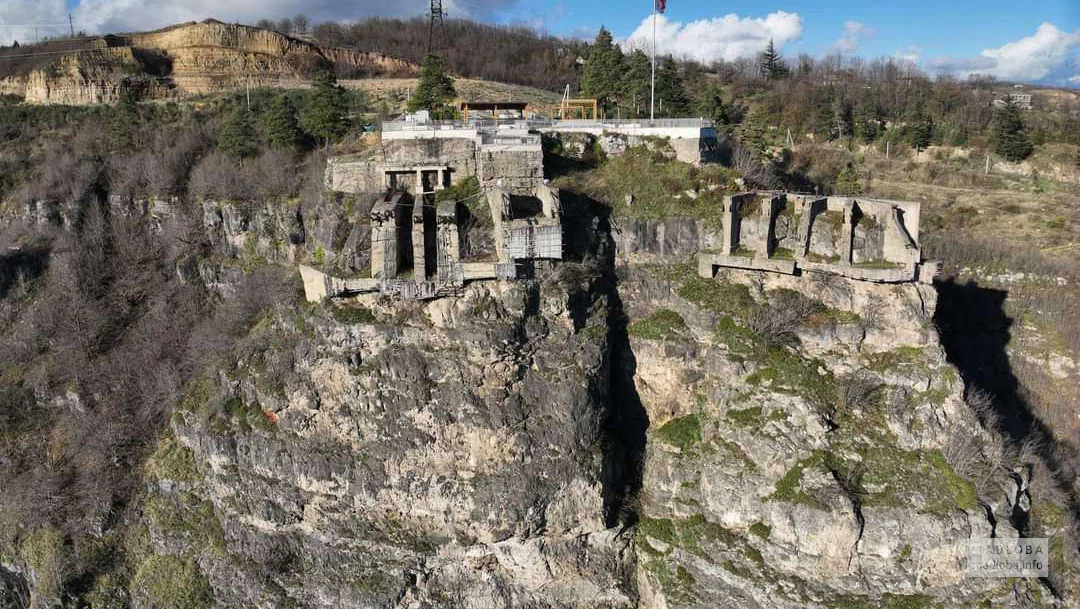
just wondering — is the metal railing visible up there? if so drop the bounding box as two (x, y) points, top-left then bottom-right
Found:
(381, 117), (714, 132)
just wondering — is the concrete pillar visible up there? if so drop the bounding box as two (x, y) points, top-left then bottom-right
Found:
(840, 199), (855, 265)
(721, 195), (738, 255)
(412, 199), (427, 280)
(436, 202), (460, 283)
(370, 196), (399, 279)
(435, 169), (445, 191)
(757, 195), (783, 259)
(487, 187), (511, 261)
(415, 170), (424, 195)
(795, 197), (824, 260)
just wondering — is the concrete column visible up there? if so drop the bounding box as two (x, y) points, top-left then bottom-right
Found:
(757, 195), (782, 259)
(415, 170), (424, 195)
(370, 197), (399, 279)
(841, 199), (855, 265)
(412, 199), (427, 280)
(435, 170), (445, 191)
(721, 195), (738, 255)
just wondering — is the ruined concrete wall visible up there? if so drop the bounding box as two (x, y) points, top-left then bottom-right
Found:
(613, 217), (721, 264)
(327, 139), (479, 196)
(478, 148), (544, 194)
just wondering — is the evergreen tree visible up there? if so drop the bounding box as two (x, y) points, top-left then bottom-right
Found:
(853, 105), (881, 143)
(737, 112), (769, 162)
(407, 53), (456, 114)
(581, 27), (624, 114)
(653, 58), (690, 117)
(759, 39), (789, 80)
(619, 49), (651, 117)
(108, 88), (140, 150)
(835, 162), (863, 195)
(218, 105), (258, 159)
(905, 108), (933, 152)
(830, 95), (854, 142)
(263, 94), (302, 150)
(696, 85), (742, 136)
(992, 99), (1033, 162)
(303, 70), (350, 147)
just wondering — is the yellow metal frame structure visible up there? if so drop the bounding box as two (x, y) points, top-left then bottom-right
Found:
(558, 99), (599, 120)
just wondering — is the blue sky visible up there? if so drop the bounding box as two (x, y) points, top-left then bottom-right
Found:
(2, 0), (1077, 85)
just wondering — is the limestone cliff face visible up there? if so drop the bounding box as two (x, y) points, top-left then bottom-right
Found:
(0, 188), (1062, 608)
(0, 20), (418, 105)
(164, 277), (634, 608)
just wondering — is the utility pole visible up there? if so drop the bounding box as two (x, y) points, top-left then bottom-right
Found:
(650, 0), (660, 122)
(69, 14), (75, 38)
(427, 0), (445, 54)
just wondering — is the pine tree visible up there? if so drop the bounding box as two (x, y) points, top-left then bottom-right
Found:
(992, 99), (1033, 162)
(737, 112), (769, 162)
(218, 105), (258, 159)
(853, 105), (881, 143)
(697, 85), (739, 135)
(263, 94), (302, 150)
(581, 27), (624, 114)
(653, 58), (690, 117)
(407, 53), (456, 114)
(905, 108), (933, 153)
(619, 49), (651, 117)
(108, 88), (140, 150)
(835, 163), (863, 195)
(759, 39), (789, 80)
(303, 70), (350, 147)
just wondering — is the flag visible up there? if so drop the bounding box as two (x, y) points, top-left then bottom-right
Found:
(656, 0), (666, 13)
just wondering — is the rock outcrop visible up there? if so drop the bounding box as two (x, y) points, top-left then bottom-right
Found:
(0, 20), (417, 105)
(0, 184), (1065, 607)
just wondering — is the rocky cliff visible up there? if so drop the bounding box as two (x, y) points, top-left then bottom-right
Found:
(0, 182), (1069, 607)
(0, 20), (417, 105)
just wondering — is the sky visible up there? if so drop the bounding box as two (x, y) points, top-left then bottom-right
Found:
(0, 0), (1077, 86)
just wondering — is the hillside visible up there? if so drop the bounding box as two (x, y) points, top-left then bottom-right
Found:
(0, 19), (417, 105)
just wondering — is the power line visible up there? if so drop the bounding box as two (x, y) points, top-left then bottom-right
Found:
(427, 0), (445, 54)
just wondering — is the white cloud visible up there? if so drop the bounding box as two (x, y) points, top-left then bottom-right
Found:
(621, 11), (802, 63)
(893, 45), (920, 64)
(925, 22), (1080, 81)
(831, 21), (872, 54)
(1069, 75), (1080, 84)
(1, 0), (516, 45)
(0, 0), (67, 46)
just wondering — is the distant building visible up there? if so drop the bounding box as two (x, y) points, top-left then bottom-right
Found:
(992, 91), (1033, 110)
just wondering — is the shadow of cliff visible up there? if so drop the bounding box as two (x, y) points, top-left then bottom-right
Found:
(0, 245), (49, 299)
(933, 278), (1080, 536)
(559, 190), (650, 528)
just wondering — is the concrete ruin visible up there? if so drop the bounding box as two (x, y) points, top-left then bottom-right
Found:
(304, 118), (936, 303)
(697, 192), (940, 284)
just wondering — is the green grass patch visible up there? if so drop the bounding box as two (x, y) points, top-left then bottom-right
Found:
(748, 522), (772, 539)
(131, 555), (213, 609)
(767, 451), (830, 510)
(654, 414), (702, 451)
(553, 147), (740, 227)
(146, 435), (199, 483)
(331, 304), (378, 324)
(866, 346), (927, 371)
(853, 259), (903, 269)
(677, 275), (757, 321)
(144, 492), (226, 554)
(727, 406), (763, 427)
(628, 308), (689, 341)
(858, 447), (976, 515)
(772, 247), (795, 260)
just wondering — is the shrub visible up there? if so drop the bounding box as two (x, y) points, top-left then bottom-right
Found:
(654, 414), (702, 451)
(130, 555), (213, 609)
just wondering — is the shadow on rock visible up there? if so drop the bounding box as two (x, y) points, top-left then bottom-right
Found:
(933, 278), (1080, 536)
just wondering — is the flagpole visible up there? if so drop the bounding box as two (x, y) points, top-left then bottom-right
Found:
(650, 2), (656, 122)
